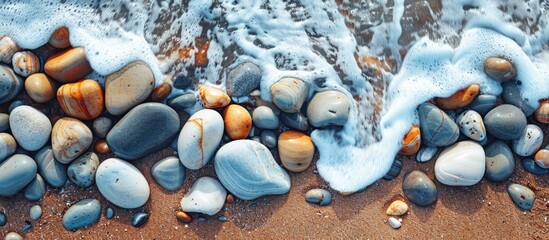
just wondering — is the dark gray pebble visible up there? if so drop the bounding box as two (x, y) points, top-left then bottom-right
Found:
(8, 100), (25, 113)
(260, 130), (277, 149)
(484, 141), (515, 182)
(383, 159), (402, 180)
(22, 220), (32, 231)
(197, 216), (207, 221)
(501, 82), (536, 116)
(279, 112), (309, 132)
(226, 62), (261, 97)
(132, 212), (149, 227)
(402, 170), (438, 207)
(168, 93), (197, 110)
(0, 211), (6, 226)
(173, 75), (192, 89)
(484, 104), (527, 140)
(467, 94), (497, 116)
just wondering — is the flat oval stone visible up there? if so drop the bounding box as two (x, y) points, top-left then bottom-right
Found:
(0, 133), (16, 162)
(95, 158), (150, 208)
(0, 64), (23, 104)
(402, 170), (437, 207)
(418, 103), (459, 147)
(223, 104), (252, 140)
(535, 99), (549, 124)
(279, 111), (309, 132)
(24, 174), (46, 201)
(226, 62), (261, 97)
(278, 130), (314, 172)
(307, 90), (351, 128)
(416, 146), (437, 163)
(383, 159), (403, 180)
(484, 104), (527, 140)
(35, 145), (68, 188)
(105, 61), (154, 115)
(260, 130), (277, 149)
(270, 77), (309, 113)
(501, 82), (536, 116)
(178, 109), (223, 170)
(62, 198), (101, 230)
(92, 117), (113, 139)
(484, 57), (516, 82)
(151, 156), (185, 191)
(48, 27), (71, 49)
(467, 94), (497, 116)
(252, 106), (279, 130)
(485, 141), (515, 182)
(534, 149), (549, 169)
(198, 86), (231, 108)
(167, 93), (197, 110)
(512, 124), (543, 157)
(0, 36), (21, 63)
(44, 47), (92, 83)
(435, 84), (480, 110)
(214, 140), (291, 200)
(107, 103), (179, 160)
(10, 106), (51, 151)
(181, 176), (227, 216)
(507, 183), (535, 211)
(12, 51), (40, 77)
(388, 217), (401, 229)
(57, 79), (104, 120)
(0, 113), (9, 131)
(435, 141), (485, 186)
(0, 154), (37, 197)
(132, 212), (149, 227)
(305, 188), (332, 206)
(521, 158), (549, 175)
(67, 152), (99, 188)
(176, 210), (192, 223)
(29, 205), (42, 220)
(399, 125), (421, 156)
(456, 110), (486, 141)
(25, 73), (57, 103)
(52, 117), (92, 164)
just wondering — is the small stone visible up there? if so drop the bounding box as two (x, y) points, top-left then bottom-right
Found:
(7, 100), (25, 113)
(512, 124), (543, 157)
(181, 176), (227, 216)
(178, 109), (223, 169)
(131, 212), (149, 227)
(67, 152), (99, 188)
(467, 94), (497, 116)
(270, 77), (309, 113)
(279, 112), (309, 132)
(44, 47), (92, 83)
(176, 211), (192, 223)
(435, 141), (485, 186)
(399, 125), (421, 155)
(0, 63), (23, 105)
(307, 90), (351, 127)
(226, 194), (235, 204)
(29, 205), (42, 220)
(198, 86), (231, 108)
(167, 93), (196, 110)
(252, 106), (279, 130)
(35, 145), (68, 188)
(456, 110), (486, 142)
(416, 146), (437, 163)
(25, 73), (58, 103)
(226, 62), (261, 97)
(223, 104), (252, 140)
(197, 216), (207, 222)
(62, 198), (101, 230)
(10, 106), (51, 151)
(534, 149), (549, 169)
(521, 158), (548, 175)
(0, 154), (37, 197)
(0, 211), (6, 226)
(0, 133), (16, 162)
(57, 79), (104, 120)
(173, 75), (192, 89)
(0, 36), (21, 63)
(484, 104), (527, 140)
(151, 156), (185, 191)
(12, 51), (40, 77)
(435, 84), (480, 110)
(507, 183), (535, 210)
(388, 217), (401, 229)
(260, 130), (277, 149)
(21, 220), (32, 231)
(386, 200), (408, 216)
(51, 117), (92, 164)
(535, 99), (549, 124)
(95, 158), (150, 208)
(402, 170), (438, 207)
(48, 27), (71, 49)
(92, 117), (113, 139)
(0, 113), (9, 131)
(217, 216), (228, 222)
(383, 159), (403, 180)
(485, 141), (515, 182)
(278, 130), (314, 172)
(305, 188), (332, 206)
(105, 207), (114, 219)
(149, 82), (172, 102)
(418, 103), (459, 147)
(4, 232), (23, 240)
(105, 61), (154, 115)
(501, 82), (536, 116)
(24, 174), (46, 201)
(484, 57), (516, 83)
(93, 139), (111, 154)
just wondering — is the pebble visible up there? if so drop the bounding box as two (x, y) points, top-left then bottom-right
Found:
(383, 159), (402, 180)
(484, 57), (516, 82)
(197, 216), (207, 222)
(92, 117), (113, 139)
(386, 200), (408, 216)
(178, 109), (223, 169)
(44, 47), (92, 83)
(67, 152), (100, 188)
(484, 104), (527, 140)
(305, 188), (332, 206)
(10, 105), (51, 151)
(467, 94), (497, 116)
(485, 141), (515, 182)
(21, 220), (32, 231)
(198, 85), (231, 108)
(279, 111), (309, 132)
(416, 146), (437, 163)
(151, 156), (185, 191)
(94, 139), (111, 154)
(57, 79), (104, 120)
(51, 117), (92, 164)
(402, 170), (438, 207)
(252, 106), (279, 129)
(456, 110), (486, 141)
(48, 27), (71, 49)
(501, 82), (536, 116)
(521, 158), (549, 175)
(260, 130), (277, 149)
(534, 149), (549, 169)
(399, 125), (421, 155)
(7, 101), (24, 113)
(388, 217), (402, 229)
(149, 82), (172, 102)
(25, 73), (57, 103)
(0, 133), (16, 162)
(435, 141), (485, 186)
(132, 212), (149, 227)
(270, 77), (309, 113)
(181, 176), (227, 215)
(226, 62), (262, 97)
(217, 216), (228, 222)
(226, 194), (235, 204)
(512, 124), (543, 157)
(105, 207), (114, 219)
(29, 205), (42, 220)
(214, 140), (291, 200)
(105, 61), (154, 115)
(418, 103), (459, 147)
(12, 51), (40, 77)
(35, 145), (68, 187)
(4, 232), (23, 240)
(0, 113), (8, 131)
(278, 131), (314, 172)
(173, 75), (192, 89)
(107, 103), (180, 160)
(24, 174), (46, 201)
(0, 154), (37, 197)
(306, 90), (351, 127)
(435, 84), (480, 110)
(167, 93), (197, 110)
(507, 183), (535, 211)
(0, 36), (21, 63)
(62, 198), (101, 230)
(535, 99), (549, 124)
(95, 158), (150, 208)
(0, 211), (5, 226)
(176, 211), (192, 223)
(223, 104), (252, 140)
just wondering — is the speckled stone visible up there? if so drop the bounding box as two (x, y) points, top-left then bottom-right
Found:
(167, 93), (197, 110)
(418, 103), (459, 147)
(35, 145), (68, 188)
(456, 110), (486, 142)
(305, 188), (332, 206)
(484, 104), (527, 140)
(512, 124), (543, 157)
(306, 90), (351, 127)
(252, 106), (280, 130)
(10, 106), (51, 151)
(467, 94), (497, 116)
(402, 170), (438, 207)
(0, 154), (37, 197)
(67, 152), (99, 188)
(24, 174), (46, 201)
(507, 183), (535, 211)
(151, 156), (185, 191)
(485, 141), (515, 182)
(62, 198), (101, 230)
(226, 62), (261, 97)
(501, 82), (536, 116)
(279, 112), (309, 132)
(521, 158), (548, 175)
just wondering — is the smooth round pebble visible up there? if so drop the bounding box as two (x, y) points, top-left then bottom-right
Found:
(386, 200), (408, 216)
(4, 232), (23, 240)
(535, 99), (549, 123)
(507, 183), (535, 210)
(25, 73), (57, 103)
(223, 104), (252, 140)
(0, 64), (23, 104)
(402, 170), (438, 207)
(12, 51), (40, 77)
(435, 141), (485, 186)
(512, 124), (543, 157)
(92, 117), (113, 139)
(29, 205), (42, 220)
(67, 152), (100, 188)
(24, 174), (46, 201)
(49, 27), (71, 49)
(151, 156), (185, 191)
(253, 106), (279, 130)
(0, 212), (6, 226)
(305, 188), (332, 206)
(388, 217), (402, 229)
(35, 145), (68, 188)
(149, 82), (172, 102)
(62, 198), (101, 230)
(416, 146), (437, 163)
(45, 47), (92, 83)
(0, 36), (20, 63)
(278, 131), (314, 172)
(270, 77), (309, 113)
(10, 106), (51, 151)
(456, 110), (486, 141)
(178, 109), (223, 170)
(484, 104), (527, 140)
(534, 149), (549, 169)
(198, 86), (230, 108)
(0, 154), (37, 197)
(399, 125), (421, 155)
(279, 112), (309, 132)
(0, 133), (16, 162)
(484, 57), (516, 82)
(181, 176), (227, 216)
(217, 216), (228, 222)
(132, 212), (149, 227)
(104, 61), (153, 115)
(94, 140), (111, 154)
(51, 117), (92, 164)
(105, 207), (114, 219)
(260, 130), (277, 149)
(383, 159), (402, 180)
(521, 158), (549, 175)
(306, 90), (351, 127)
(484, 141), (515, 182)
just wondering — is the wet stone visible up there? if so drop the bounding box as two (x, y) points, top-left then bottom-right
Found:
(512, 124), (543, 157)
(484, 57), (516, 82)
(0, 113), (9, 132)
(62, 198), (101, 230)
(501, 82), (536, 116)
(168, 93), (197, 110)
(260, 130), (277, 149)
(35, 145), (68, 188)
(173, 75), (192, 89)
(484, 104), (527, 140)
(67, 152), (100, 188)
(383, 159), (402, 180)
(217, 216), (229, 222)
(279, 111), (309, 132)
(402, 170), (437, 207)
(467, 94), (497, 116)
(226, 62), (261, 97)
(253, 106), (280, 130)
(418, 103), (459, 147)
(0, 211), (6, 226)
(456, 110), (486, 142)
(507, 183), (535, 211)
(151, 156), (185, 191)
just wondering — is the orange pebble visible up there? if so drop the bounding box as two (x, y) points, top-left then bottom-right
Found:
(149, 82), (172, 102)
(48, 27), (71, 49)
(535, 100), (549, 124)
(45, 47), (92, 83)
(198, 86), (230, 108)
(176, 211), (192, 223)
(278, 130), (315, 172)
(57, 79), (104, 120)
(223, 104), (252, 140)
(435, 84), (480, 110)
(94, 139), (111, 154)
(399, 125), (421, 156)
(534, 149), (549, 169)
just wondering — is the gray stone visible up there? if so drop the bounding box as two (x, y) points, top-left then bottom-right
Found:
(105, 207), (114, 219)
(279, 112), (309, 131)
(260, 130), (277, 149)
(131, 212), (149, 227)
(467, 94), (497, 116)
(92, 117), (113, 139)
(9, 106), (51, 151)
(0, 64), (23, 104)
(29, 205), (42, 220)
(416, 146), (437, 163)
(484, 104), (527, 140)
(512, 124), (543, 157)
(383, 159), (402, 180)
(151, 156), (185, 191)
(107, 103), (180, 160)
(67, 152), (100, 188)
(173, 75), (192, 90)
(167, 93), (197, 110)
(305, 188), (332, 206)
(252, 106), (279, 130)
(402, 170), (438, 207)
(0, 113), (9, 131)
(521, 158), (548, 175)
(307, 90), (351, 128)
(501, 82), (536, 116)
(485, 141), (515, 182)
(35, 145), (67, 188)
(214, 140), (291, 200)
(507, 183), (535, 211)
(0, 133), (16, 163)
(24, 174), (46, 201)
(4, 232), (23, 240)
(62, 198), (101, 230)
(418, 103), (459, 147)
(0, 154), (37, 196)
(226, 62), (261, 97)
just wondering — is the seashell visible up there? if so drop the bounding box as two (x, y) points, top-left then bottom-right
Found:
(0, 36), (20, 63)
(278, 130), (315, 172)
(57, 79), (104, 120)
(386, 200), (408, 216)
(435, 83), (480, 110)
(44, 47), (92, 83)
(12, 51), (40, 77)
(399, 125), (421, 155)
(534, 149), (549, 169)
(484, 57), (516, 83)
(512, 124), (543, 157)
(25, 73), (58, 103)
(198, 85), (230, 108)
(435, 141), (485, 186)
(51, 117), (93, 164)
(149, 82), (172, 102)
(270, 77), (309, 113)
(223, 104), (252, 140)
(0, 64), (23, 104)
(535, 99), (549, 124)
(456, 110), (486, 141)
(48, 27), (71, 49)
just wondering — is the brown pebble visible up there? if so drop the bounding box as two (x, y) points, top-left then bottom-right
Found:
(149, 82), (172, 102)
(25, 73), (58, 103)
(226, 194), (235, 204)
(44, 47), (92, 83)
(176, 211), (192, 223)
(48, 27), (71, 49)
(484, 57), (516, 82)
(435, 83), (480, 110)
(57, 79), (104, 120)
(94, 139), (111, 154)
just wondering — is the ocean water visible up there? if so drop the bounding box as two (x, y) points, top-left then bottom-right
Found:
(1, 0), (548, 193)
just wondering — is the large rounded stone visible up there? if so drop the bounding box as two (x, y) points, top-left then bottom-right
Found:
(307, 90), (351, 127)
(271, 77), (309, 113)
(418, 103), (459, 147)
(0, 154), (37, 197)
(57, 79), (104, 120)
(44, 47), (92, 83)
(105, 61), (154, 115)
(178, 109), (223, 170)
(10, 106), (51, 151)
(484, 141), (515, 182)
(51, 117), (92, 164)
(435, 141), (485, 186)
(62, 198), (101, 230)
(0, 64), (23, 104)
(180, 176), (227, 215)
(107, 103), (179, 160)
(95, 158), (150, 208)
(402, 170), (438, 207)
(35, 145), (68, 188)
(226, 62), (261, 97)
(484, 104), (527, 140)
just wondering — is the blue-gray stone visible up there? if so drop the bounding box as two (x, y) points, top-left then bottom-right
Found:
(62, 198), (101, 231)
(507, 183), (535, 210)
(484, 141), (515, 182)
(8, 100), (25, 113)
(418, 103), (459, 147)
(35, 145), (67, 188)
(416, 146), (438, 163)
(0, 211), (6, 226)
(217, 216), (228, 222)
(260, 130), (277, 149)
(0, 113), (9, 131)
(226, 62), (261, 97)
(132, 212), (149, 227)
(173, 75), (192, 89)
(279, 112), (309, 132)
(484, 104), (527, 140)
(107, 103), (180, 160)
(197, 216), (207, 222)
(67, 152), (99, 188)
(521, 158), (549, 175)
(383, 159), (402, 180)
(252, 106), (279, 130)
(167, 93), (197, 110)
(21, 220), (32, 231)
(502, 82), (536, 116)
(0, 154), (37, 196)
(467, 94), (497, 116)
(0, 64), (23, 104)
(29, 205), (42, 220)
(24, 174), (46, 201)
(151, 156), (185, 191)
(305, 188), (332, 206)
(402, 170), (438, 207)
(105, 207), (114, 219)
(214, 140), (291, 200)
